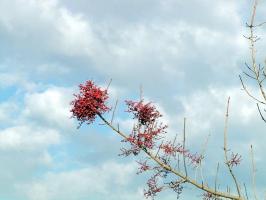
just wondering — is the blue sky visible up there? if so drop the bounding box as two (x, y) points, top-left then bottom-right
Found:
(0, 0), (266, 199)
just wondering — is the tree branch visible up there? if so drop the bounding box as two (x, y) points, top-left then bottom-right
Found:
(223, 97), (242, 198)
(97, 113), (244, 200)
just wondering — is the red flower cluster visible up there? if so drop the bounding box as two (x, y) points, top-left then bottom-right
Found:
(121, 99), (167, 155)
(70, 80), (110, 126)
(125, 100), (162, 126)
(144, 174), (163, 199)
(136, 160), (150, 174)
(228, 153), (241, 168)
(161, 142), (185, 156)
(161, 142), (203, 165)
(127, 125), (167, 150)
(203, 192), (215, 200)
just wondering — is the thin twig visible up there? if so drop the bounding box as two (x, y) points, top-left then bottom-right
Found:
(111, 99), (119, 125)
(223, 97), (242, 198)
(106, 78), (112, 91)
(173, 132), (178, 146)
(243, 71), (256, 80)
(255, 21), (266, 27)
(239, 75), (265, 104)
(155, 140), (164, 158)
(215, 162), (219, 195)
(183, 118), (188, 177)
(247, 0), (266, 102)
(194, 133), (210, 183)
(244, 183), (249, 200)
(250, 145), (258, 200)
(139, 84), (143, 101)
(256, 103), (266, 122)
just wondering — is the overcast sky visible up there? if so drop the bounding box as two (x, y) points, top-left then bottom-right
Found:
(0, 0), (266, 199)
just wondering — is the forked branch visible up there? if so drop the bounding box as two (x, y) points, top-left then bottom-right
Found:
(97, 113), (244, 200)
(241, 0), (266, 122)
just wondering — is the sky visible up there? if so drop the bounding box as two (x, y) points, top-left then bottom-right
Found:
(0, 0), (266, 199)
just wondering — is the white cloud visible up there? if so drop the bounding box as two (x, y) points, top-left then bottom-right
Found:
(0, 101), (18, 123)
(175, 86), (258, 137)
(0, 125), (60, 151)
(0, 0), (265, 199)
(23, 87), (74, 129)
(0, 0), (248, 91)
(55, 8), (96, 57)
(22, 161), (139, 200)
(0, 72), (38, 91)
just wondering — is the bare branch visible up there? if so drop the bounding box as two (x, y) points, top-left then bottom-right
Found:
(139, 84), (143, 101)
(239, 75), (265, 104)
(183, 118), (188, 178)
(244, 183), (249, 200)
(106, 78), (112, 91)
(242, 71), (257, 80)
(194, 133), (210, 183)
(246, 0), (266, 102)
(250, 145), (258, 200)
(111, 99), (119, 125)
(223, 97), (242, 198)
(97, 113), (244, 200)
(256, 103), (266, 123)
(155, 141), (164, 158)
(215, 162), (219, 195)
(254, 21), (266, 27)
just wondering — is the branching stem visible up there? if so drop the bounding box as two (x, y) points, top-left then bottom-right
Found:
(97, 113), (244, 200)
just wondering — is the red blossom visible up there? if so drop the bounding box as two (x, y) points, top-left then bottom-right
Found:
(144, 174), (163, 199)
(122, 124), (167, 153)
(121, 99), (167, 155)
(125, 100), (162, 126)
(161, 142), (203, 165)
(228, 153), (241, 168)
(70, 80), (110, 126)
(136, 160), (150, 174)
(161, 143), (179, 156)
(203, 192), (215, 200)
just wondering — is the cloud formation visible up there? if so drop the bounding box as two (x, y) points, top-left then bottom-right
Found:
(0, 0), (266, 199)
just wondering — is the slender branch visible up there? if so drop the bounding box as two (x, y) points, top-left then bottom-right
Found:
(139, 84), (143, 101)
(106, 78), (112, 91)
(215, 162), (220, 195)
(173, 132), (178, 146)
(223, 97), (242, 198)
(155, 141), (164, 158)
(243, 71), (256, 80)
(255, 21), (266, 27)
(194, 133), (210, 183)
(256, 103), (266, 123)
(250, 145), (258, 200)
(183, 118), (188, 177)
(239, 75), (265, 104)
(245, 62), (256, 75)
(111, 99), (119, 125)
(200, 133), (210, 160)
(247, 0), (266, 102)
(244, 183), (249, 200)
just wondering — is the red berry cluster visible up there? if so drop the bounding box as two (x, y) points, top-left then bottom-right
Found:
(70, 80), (110, 127)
